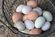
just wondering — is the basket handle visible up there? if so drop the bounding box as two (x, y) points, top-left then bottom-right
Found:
(0, 20), (19, 34)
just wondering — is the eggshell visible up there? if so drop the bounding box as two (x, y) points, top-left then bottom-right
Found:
(27, 11), (39, 21)
(43, 11), (53, 21)
(33, 7), (42, 15)
(41, 22), (51, 31)
(24, 20), (34, 29)
(22, 6), (32, 14)
(16, 5), (25, 12)
(21, 29), (29, 34)
(23, 15), (28, 21)
(35, 16), (45, 28)
(27, 0), (37, 8)
(12, 12), (23, 23)
(14, 21), (25, 31)
(29, 29), (42, 34)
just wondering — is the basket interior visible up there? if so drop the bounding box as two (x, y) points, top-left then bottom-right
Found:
(2, 0), (55, 37)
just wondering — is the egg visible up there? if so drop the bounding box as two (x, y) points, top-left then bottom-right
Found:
(27, 0), (37, 8)
(12, 12), (23, 23)
(33, 7), (42, 15)
(24, 20), (34, 29)
(43, 11), (53, 21)
(14, 21), (25, 31)
(21, 29), (30, 34)
(16, 5), (25, 12)
(23, 15), (28, 21)
(35, 16), (45, 28)
(27, 11), (39, 21)
(29, 29), (42, 35)
(41, 22), (51, 31)
(22, 6), (32, 14)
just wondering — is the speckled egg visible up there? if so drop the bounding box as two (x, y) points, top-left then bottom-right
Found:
(29, 29), (42, 35)
(27, 11), (39, 21)
(14, 21), (25, 31)
(16, 5), (25, 12)
(12, 12), (23, 23)
(41, 22), (51, 31)
(22, 6), (32, 14)
(27, 0), (37, 8)
(33, 7), (42, 15)
(21, 29), (30, 34)
(43, 11), (53, 21)
(24, 20), (34, 29)
(35, 16), (45, 28)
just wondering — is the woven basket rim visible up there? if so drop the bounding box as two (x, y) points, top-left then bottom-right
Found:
(2, 0), (55, 36)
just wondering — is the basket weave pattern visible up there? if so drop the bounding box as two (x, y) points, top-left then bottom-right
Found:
(2, 0), (55, 37)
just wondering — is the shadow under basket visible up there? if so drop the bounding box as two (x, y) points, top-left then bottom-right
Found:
(2, 0), (55, 37)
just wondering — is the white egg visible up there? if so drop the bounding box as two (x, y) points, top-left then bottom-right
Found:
(24, 20), (34, 29)
(41, 22), (51, 31)
(33, 7), (42, 15)
(14, 21), (25, 31)
(16, 5), (25, 12)
(35, 16), (45, 28)
(43, 11), (53, 21)
(21, 29), (29, 34)
(22, 6), (32, 14)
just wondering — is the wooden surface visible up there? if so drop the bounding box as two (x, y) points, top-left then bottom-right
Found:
(0, 0), (55, 37)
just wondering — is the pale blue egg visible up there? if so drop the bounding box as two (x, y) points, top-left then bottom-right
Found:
(24, 20), (35, 29)
(41, 22), (51, 31)
(14, 21), (25, 31)
(35, 16), (45, 28)
(33, 7), (42, 15)
(16, 4), (25, 12)
(22, 6), (32, 14)
(43, 11), (53, 21)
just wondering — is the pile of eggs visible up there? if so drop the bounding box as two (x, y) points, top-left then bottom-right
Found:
(12, 0), (53, 35)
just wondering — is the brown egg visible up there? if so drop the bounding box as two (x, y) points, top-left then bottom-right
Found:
(27, 11), (39, 21)
(27, 0), (37, 8)
(29, 29), (42, 35)
(23, 15), (28, 21)
(12, 12), (23, 23)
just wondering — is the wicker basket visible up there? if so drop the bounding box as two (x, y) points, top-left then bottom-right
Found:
(2, 0), (55, 37)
